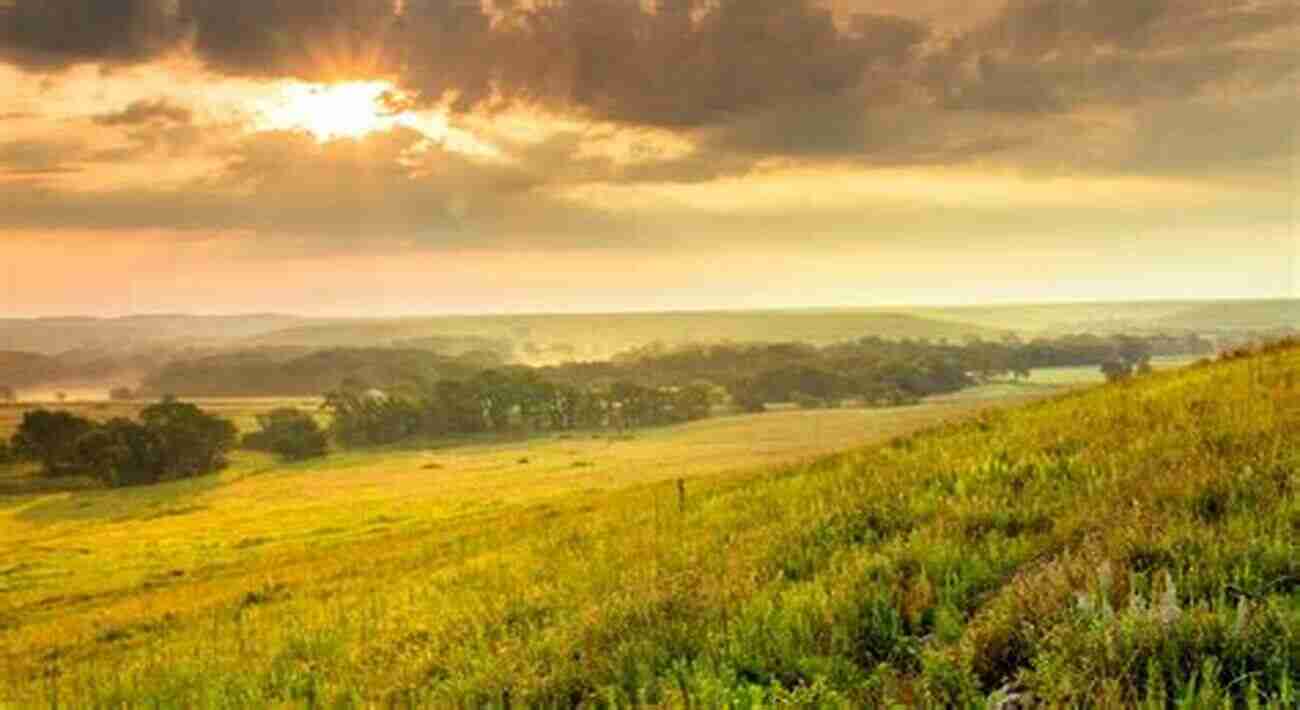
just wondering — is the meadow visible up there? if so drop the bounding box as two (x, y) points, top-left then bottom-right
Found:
(0, 395), (1035, 703)
(1, 349), (1297, 707)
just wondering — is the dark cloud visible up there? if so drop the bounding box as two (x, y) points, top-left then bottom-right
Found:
(0, 0), (1296, 189)
(929, 0), (1300, 114)
(0, 0), (186, 69)
(1, 1), (931, 130)
(182, 0), (400, 79)
(470, 1), (926, 128)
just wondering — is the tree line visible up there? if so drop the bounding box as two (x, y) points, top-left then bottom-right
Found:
(538, 333), (1212, 409)
(0, 332), (1213, 486)
(323, 373), (715, 448)
(320, 333), (1211, 446)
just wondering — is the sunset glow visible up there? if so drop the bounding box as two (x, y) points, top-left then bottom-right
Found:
(0, 0), (1294, 316)
(257, 81), (403, 141)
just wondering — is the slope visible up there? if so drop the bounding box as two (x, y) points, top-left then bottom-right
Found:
(1, 345), (1297, 707)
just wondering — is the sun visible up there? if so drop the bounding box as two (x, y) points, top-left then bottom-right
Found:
(249, 79), (503, 159)
(257, 81), (399, 141)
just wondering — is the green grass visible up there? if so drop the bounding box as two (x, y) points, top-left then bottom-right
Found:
(1, 349), (1297, 707)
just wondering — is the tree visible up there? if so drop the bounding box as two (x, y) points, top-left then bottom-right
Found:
(1116, 336), (1153, 370)
(109, 386), (135, 402)
(0, 385), (15, 403)
(75, 419), (165, 487)
(1100, 359), (1133, 383)
(10, 409), (95, 475)
(730, 380), (768, 413)
(323, 388), (422, 447)
(671, 384), (714, 421)
(138, 400), (237, 478)
(242, 408), (329, 462)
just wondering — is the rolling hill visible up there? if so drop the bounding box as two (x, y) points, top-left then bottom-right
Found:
(909, 298), (1300, 335)
(1, 342), (1297, 706)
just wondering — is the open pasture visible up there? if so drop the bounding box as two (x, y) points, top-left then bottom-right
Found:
(2, 352), (1291, 707)
(0, 395), (1040, 703)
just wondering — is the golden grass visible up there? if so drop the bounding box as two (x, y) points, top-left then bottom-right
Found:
(1, 349), (1294, 707)
(0, 396), (1033, 705)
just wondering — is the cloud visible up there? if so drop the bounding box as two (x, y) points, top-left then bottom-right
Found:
(0, 122), (645, 253)
(0, 138), (84, 175)
(93, 98), (192, 126)
(182, 0), (400, 80)
(410, 1), (930, 128)
(0, 0), (1295, 252)
(0, 0), (186, 69)
(928, 0), (1300, 114)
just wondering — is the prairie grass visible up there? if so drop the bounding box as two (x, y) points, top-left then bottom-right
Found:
(1, 348), (1296, 707)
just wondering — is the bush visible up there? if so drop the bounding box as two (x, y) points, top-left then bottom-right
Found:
(242, 408), (329, 462)
(10, 409), (96, 475)
(75, 418), (166, 487)
(1100, 359), (1133, 383)
(11, 400), (236, 487)
(138, 399), (237, 478)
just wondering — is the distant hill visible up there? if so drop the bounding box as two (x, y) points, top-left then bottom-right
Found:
(137, 348), (491, 398)
(1148, 300), (1300, 332)
(243, 310), (995, 363)
(0, 314), (306, 355)
(4, 301), (1297, 392)
(908, 299), (1300, 335)
(0, 351), (63, 388)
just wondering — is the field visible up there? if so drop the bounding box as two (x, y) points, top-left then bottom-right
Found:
(0, 395), (1040, 702)
(2, 349), (1298, 706)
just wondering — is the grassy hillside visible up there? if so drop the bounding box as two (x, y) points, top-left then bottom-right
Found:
(2, 347), (1299, 707)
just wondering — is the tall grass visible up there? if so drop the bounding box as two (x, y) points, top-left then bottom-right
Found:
(3, 347), (1299, 707)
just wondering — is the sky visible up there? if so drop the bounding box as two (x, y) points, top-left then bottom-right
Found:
(0, 0), (1297, 317)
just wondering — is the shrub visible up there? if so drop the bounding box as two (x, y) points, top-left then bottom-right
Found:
(1100, 359), (1133, 383)
(10, 409), (96, 475)
(242, 408), (329, 462)
(75, 418), (166, 487)
(138, 399), (238, 478)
